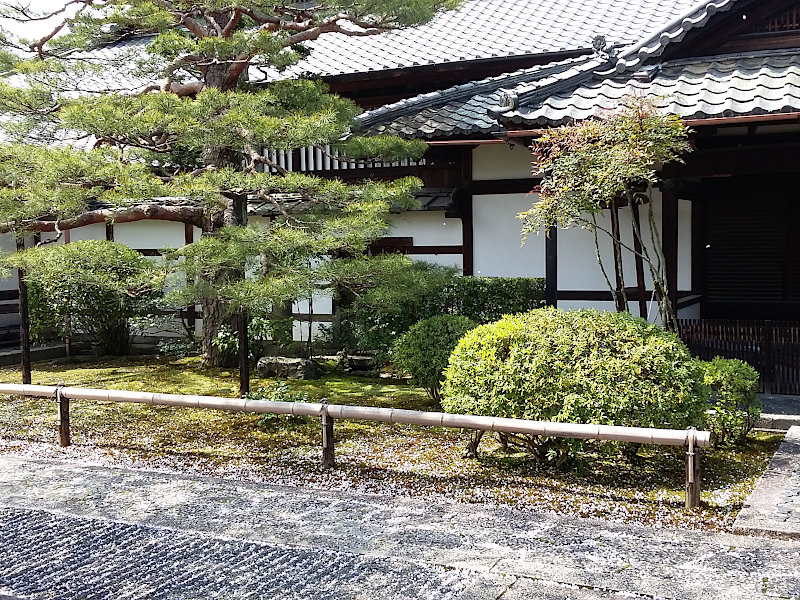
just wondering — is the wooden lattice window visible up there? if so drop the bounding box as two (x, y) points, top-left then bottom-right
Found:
(744, 3), (800, 34)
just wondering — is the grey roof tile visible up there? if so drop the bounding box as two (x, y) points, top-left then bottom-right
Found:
(503, 50), (800, 126)
(271, 0), (702, 79)
(358, 55), (598, 138)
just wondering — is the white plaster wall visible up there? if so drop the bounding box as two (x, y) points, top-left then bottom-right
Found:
(114, 221), (191, 249)
(387, 211), (462, 245)
(0, 233), (18, 291)
(293, 293), (333, 315)
(68, 223), (106, 241)
(557, 191), (683, 293)
(472, 193), (544, 277)
(292, 320), (326, 342)
(678, 199), (691, 292)
(472, 144), (533, 181)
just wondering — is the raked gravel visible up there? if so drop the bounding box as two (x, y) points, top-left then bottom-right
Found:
(0, 455), (799, 599)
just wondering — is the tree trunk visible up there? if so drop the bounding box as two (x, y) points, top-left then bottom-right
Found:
(16, 239), (31, 385)
(198, 144), (249, 367)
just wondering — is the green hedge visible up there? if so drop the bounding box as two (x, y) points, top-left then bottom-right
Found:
(439, 277), (546, 324)
(391, 314), (477, 403)
(442, 308), (708, 463)
(325, 259), (546, 359)
(700, 357), (761, 446)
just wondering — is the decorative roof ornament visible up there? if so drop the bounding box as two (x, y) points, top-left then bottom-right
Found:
(591, 34), (619, 65)
(497, 88), (519, 111)
(592, 35), (607, 53)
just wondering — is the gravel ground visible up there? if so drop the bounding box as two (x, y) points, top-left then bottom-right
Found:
(1, 455), (800, 600)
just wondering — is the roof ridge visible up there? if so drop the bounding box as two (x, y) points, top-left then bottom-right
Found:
(606, 0), (740, 75)
(489, 55), (612, 119)
(357, 54), (598, 129)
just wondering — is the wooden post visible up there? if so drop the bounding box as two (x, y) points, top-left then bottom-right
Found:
(57, 387), (71, 447)
(321, 400), (335, 469)
(238, 310), (249, 397)
(685, 428), (700, 509)
(545, 227), (558, 307)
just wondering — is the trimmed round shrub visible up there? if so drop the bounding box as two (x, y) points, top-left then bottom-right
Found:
(392, 314), (477, 403)
(700, 357), (760, 446)
(442, 308), (708, 463)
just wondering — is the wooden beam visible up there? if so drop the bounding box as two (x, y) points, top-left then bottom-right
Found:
(471, 177), (541, 195)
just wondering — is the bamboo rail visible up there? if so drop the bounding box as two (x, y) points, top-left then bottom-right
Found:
(0, 383), (712, 508)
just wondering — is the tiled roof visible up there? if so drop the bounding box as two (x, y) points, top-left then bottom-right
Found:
(358, 1), (757, 138)
(608, 0), (739, 75)
(270, 0), (701, 79)
(500, 50), (800, 126)
(358, 56), (598, 138)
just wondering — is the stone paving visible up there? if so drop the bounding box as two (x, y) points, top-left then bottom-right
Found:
(734, 426), (800, 540)
(1, 456), (800, 599)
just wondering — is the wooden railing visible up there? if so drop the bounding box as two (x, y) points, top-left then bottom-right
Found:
(0, 383), (711, 508)
(678, 319), (800, 395)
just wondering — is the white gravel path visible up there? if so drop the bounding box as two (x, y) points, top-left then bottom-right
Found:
(0, 455), (799, 600)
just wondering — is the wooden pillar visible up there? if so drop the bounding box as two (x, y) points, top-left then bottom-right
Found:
(461, 192), (474, 276)
(184, 223), (197, 332)
(545, 227), (557, 307)
(662, 177), (679, 322)
(238, 310), (249, 397)
(460, 146), (474, 277)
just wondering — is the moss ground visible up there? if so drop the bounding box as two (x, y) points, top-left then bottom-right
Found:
(0, 354), (781, 532)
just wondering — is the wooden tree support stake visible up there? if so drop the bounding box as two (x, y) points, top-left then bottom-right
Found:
(685, 427), (701, 509)
(56, 386), (71, 448)
(321, 400), (335, 469)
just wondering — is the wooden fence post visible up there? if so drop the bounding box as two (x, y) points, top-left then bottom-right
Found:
(685, 427), (700, 509)
(56, 385), (71, 448)
(321, 399), (335, 469)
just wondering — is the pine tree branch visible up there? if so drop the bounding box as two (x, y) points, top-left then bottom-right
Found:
(3, 203), (205, 234)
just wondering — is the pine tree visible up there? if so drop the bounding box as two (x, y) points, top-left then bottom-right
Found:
(0, 0), (458, 380)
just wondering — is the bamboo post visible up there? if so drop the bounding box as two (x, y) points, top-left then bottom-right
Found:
(321, 399), (335, 469)
(685, 427), (700, 509)
(56, 386), (70, 448)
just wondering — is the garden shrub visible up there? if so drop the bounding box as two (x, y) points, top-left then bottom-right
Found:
(324, 255), (545, 361)
(442, 308), (708, 464)
(13, 240), (161, 355)
(699, 357), (760, 446)
(439, 276), (546, 323)
(212, 315), (275, 367)
(391, 314), (477, 403)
